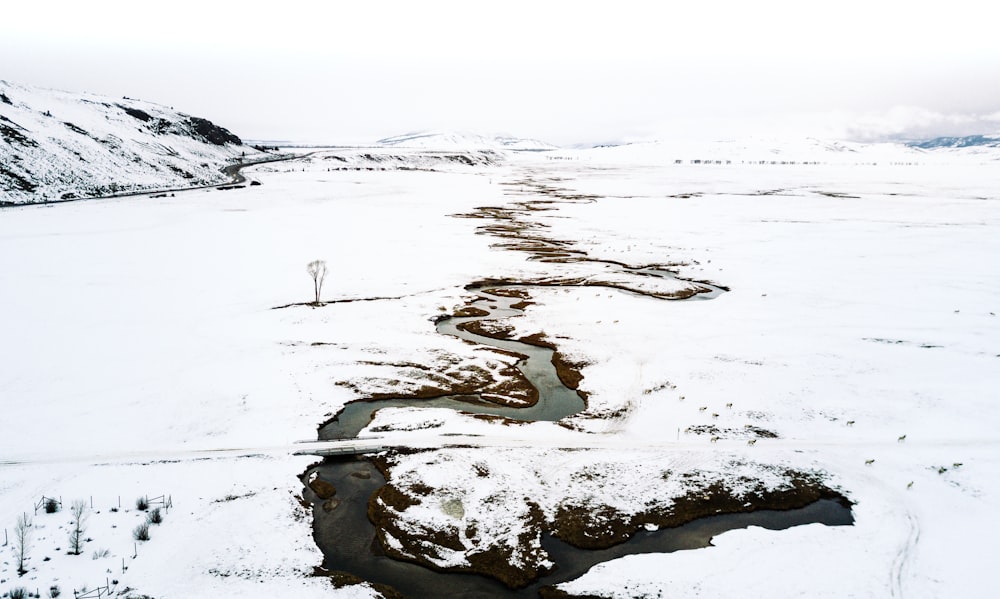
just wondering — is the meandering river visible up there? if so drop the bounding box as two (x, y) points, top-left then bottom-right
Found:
(307, 275), (852, 597)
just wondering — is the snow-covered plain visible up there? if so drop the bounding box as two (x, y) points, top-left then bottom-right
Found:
(2, 142), (998, 597)
(500, 156), (1000, 598)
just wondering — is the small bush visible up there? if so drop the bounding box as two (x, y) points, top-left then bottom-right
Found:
(44, 497), (60, 513)
(133, 522), (150, 541)
(92, 548), (111, 559)
(49, 585), (61, 598)
(10, 588), (28, 599)
(147, 507), (162, 525)
(135, 496), (148, 511)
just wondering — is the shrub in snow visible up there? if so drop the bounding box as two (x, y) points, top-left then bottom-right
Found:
(9, 588), (28, 599)
(133, 522), (150, 541)
(135, 496), (148, 511)
(49, 586), (61, 598)
(147, 507), (163, 525)
(44, 498), (60, 514)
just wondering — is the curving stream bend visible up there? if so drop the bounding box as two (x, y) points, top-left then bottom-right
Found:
(319, 286), (586, 441)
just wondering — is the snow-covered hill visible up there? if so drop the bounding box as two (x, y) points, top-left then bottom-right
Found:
(377, 130), (558, 151)
(0, 80), (260, 204)
(300, 147), (504, 171)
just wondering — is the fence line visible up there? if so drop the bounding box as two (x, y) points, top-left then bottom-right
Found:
(33, 495), (62, 514)
(74, 580), (115, 599)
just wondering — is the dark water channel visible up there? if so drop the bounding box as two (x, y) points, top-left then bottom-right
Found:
(311, 456), (851, 598)
(310, 280), (852, 597)
(319, 287), (585, 440)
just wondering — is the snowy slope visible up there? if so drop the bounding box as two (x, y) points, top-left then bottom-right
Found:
(0, 80), (260, 204)
(299, 147), (505, 171)
(377, 130), (559, 151)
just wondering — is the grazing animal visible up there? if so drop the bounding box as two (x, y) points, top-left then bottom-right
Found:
(698, 406), (707, 412)
(865, 459), (875, 465)
(907, 481), (914, 489)
(898, 434), (907, 442)
(747, 439), (757, 446)
(679, 395), (685, 401)
(725, 402), (733, 409)
(711, 413), (719, 419)
(938, 466), (948, 474)
(846, 420), (856, 426)
(952, 462), (963, 468)
(710, 436), (720, 443)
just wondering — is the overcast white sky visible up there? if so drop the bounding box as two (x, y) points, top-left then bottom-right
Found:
(3, 0), (999, 145)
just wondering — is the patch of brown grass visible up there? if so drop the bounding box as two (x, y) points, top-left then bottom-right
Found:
(538, 588), (605, 599)
(313, 567), (407, 599)
(552, 351), (588, 393)
(551, 473), (850, 550)
(457, 319), (514, 339)
(453, 306), (490, 318)
(367, 479), (551, 588)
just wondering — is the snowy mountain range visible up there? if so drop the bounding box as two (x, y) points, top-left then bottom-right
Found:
(906, 135), (1000, 149)
(0, 80), (258, 204)
(376, 130), (559, 151)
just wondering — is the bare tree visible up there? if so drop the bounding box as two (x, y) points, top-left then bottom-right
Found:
(307, 259), (327, 305)
(68, 500), (88, 555)
(14, 513), (31, 576)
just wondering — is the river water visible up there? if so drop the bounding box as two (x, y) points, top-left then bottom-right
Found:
(310, 278), (852, 597)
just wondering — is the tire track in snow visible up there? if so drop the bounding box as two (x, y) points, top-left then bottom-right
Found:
(890, 510), (920, 599)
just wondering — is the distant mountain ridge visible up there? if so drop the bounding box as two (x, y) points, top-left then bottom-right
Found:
(906, 135), (1000, 149)
(377, 130), (558, 151)
(1, 80), (257, 204)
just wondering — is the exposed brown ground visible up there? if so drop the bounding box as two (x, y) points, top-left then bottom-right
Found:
(551, 473), (850, 550)
(367, 454), (554, 588)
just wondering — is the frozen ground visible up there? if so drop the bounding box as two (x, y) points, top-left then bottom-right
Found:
(0, 161), (520, 597)
(501, 157), (1000, 597)
(2, 144), (998, 597)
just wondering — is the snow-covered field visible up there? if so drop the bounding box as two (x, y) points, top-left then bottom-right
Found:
(503, 156), (1000, 597)
(2, 143), (998, 597)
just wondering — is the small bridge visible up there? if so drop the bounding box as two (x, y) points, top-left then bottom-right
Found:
(294, 441), (390, 458)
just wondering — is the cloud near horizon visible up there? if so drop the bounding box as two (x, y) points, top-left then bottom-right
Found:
(841, 107), (1000, 142)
